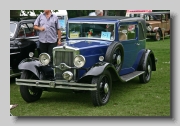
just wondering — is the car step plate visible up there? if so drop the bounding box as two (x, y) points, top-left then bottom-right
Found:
(120, 71), (145, 82)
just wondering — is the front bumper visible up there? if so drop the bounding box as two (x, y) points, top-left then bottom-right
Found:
(146, 32), (156, 36)
(16, 78), (97, 91)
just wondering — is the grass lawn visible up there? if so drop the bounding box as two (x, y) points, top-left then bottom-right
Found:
(10, 38), (170, 116)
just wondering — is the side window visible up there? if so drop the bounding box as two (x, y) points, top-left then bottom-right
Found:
(145, 15), (150, 21)
(118, 25), (128, 41)
(118, 24), (137, 41)
(18, 23), (36, 38)
(25, 23), (36, 37)
(18, 25), (25, 38)
(162, 14), (166, 22)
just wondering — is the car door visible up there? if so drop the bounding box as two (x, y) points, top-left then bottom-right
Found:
(118, 22), (139, 75)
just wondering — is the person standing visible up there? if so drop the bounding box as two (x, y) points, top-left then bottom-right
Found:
(34, 10), (61, 64)
(89, 12), (96, 16)
(95, 10), (103, 16)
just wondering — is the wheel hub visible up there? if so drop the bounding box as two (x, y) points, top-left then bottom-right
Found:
(148, 65), (151, 73)
(104, 83), (109, 94)
(116, 55), (121, 65)
(156, 33), (160, 40)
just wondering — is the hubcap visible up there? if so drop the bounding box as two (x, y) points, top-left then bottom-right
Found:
(148, 65), (151, 73)
(116, 55), (121, 65)
(104, 83), (109, 94)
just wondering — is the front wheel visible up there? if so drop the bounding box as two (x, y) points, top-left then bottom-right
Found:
(91, 71), (112, 106)
(20, 70), (42, 103)
(154, 31), (161, 41)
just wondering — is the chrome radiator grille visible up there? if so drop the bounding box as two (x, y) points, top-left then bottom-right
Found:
(54, 51), (75, 80)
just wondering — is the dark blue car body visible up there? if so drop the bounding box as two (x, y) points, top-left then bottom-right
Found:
(16, 16), (157, 106)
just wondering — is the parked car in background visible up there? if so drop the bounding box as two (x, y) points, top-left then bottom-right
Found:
(16, 16), (157, 106)
(20, 10), (68, 37)
(126, 10), (170, 41)
(11, 10), (68, 78)
(144, 11), (170, 41)
(125, 10), (152, 17)
(10, 18), (39, 78)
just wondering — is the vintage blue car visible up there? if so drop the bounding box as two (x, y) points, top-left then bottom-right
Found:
(16, 16), (157, 106)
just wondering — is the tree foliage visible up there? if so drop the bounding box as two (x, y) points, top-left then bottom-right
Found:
(10, 10), (127, 18)
(10, 10), (170, 18)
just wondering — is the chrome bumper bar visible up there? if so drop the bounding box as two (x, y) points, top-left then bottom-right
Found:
(147, 33), (156, 36)
(16, 78), (97, 91)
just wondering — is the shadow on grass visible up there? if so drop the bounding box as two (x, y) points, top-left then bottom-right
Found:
(10, 76), (150, 108)
(146, 37), (170, 42)
(37, 77), (145, 106)
(31, 88), (94, 107)
(111, 77), (143, 95)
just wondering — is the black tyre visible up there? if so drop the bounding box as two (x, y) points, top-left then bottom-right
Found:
(20, 70), (42, 103)
(139, 57), (152, 83)
(154, 31), (161, 41)
(91, 71), (112, 106)
(105, 42), (124, 72)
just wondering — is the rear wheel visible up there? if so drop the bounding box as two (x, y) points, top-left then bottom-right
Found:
(91, 71), (112, 106)
(139, 57), (152, 83)
(20, 70), (42, 103)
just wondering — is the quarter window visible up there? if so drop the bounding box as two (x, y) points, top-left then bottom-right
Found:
(18, 23), (36, 38)
(118, 24), (137, 41)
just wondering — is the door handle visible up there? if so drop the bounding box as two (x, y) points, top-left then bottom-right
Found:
(135, 43), (140, 46)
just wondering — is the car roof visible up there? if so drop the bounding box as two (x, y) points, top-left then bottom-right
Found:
(69, 16), (145, 22)
(144, 11), (170, 15)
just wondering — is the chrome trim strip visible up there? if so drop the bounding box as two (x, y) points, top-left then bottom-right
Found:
(10, 52), (20, 55)
(147, 33), (156, 36)
(16, 78), (97, 91)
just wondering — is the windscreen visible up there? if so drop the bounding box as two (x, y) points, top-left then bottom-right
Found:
(68, 22), (115, 41)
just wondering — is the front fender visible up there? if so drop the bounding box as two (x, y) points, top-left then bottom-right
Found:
(77, 62), (121, 83)
(18, 58), (41, 78)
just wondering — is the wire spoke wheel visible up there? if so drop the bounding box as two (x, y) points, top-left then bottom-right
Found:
(139, 57), (152, 83)
(91, 71), (112, 106)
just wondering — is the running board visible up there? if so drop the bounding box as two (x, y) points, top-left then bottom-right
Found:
(120, 71), (145, 82)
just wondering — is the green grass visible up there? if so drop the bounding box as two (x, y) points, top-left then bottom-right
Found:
(10, 38), (170, 116)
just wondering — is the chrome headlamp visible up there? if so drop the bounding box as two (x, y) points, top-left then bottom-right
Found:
(73, 55), (86, 68)
(62, 71), (73, 81)
(99, 56), (104, 61)
(29, 52), (34, 58)
(39, 53), (51, 66)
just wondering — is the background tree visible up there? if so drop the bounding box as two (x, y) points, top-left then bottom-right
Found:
(10, 10), (170, 18)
